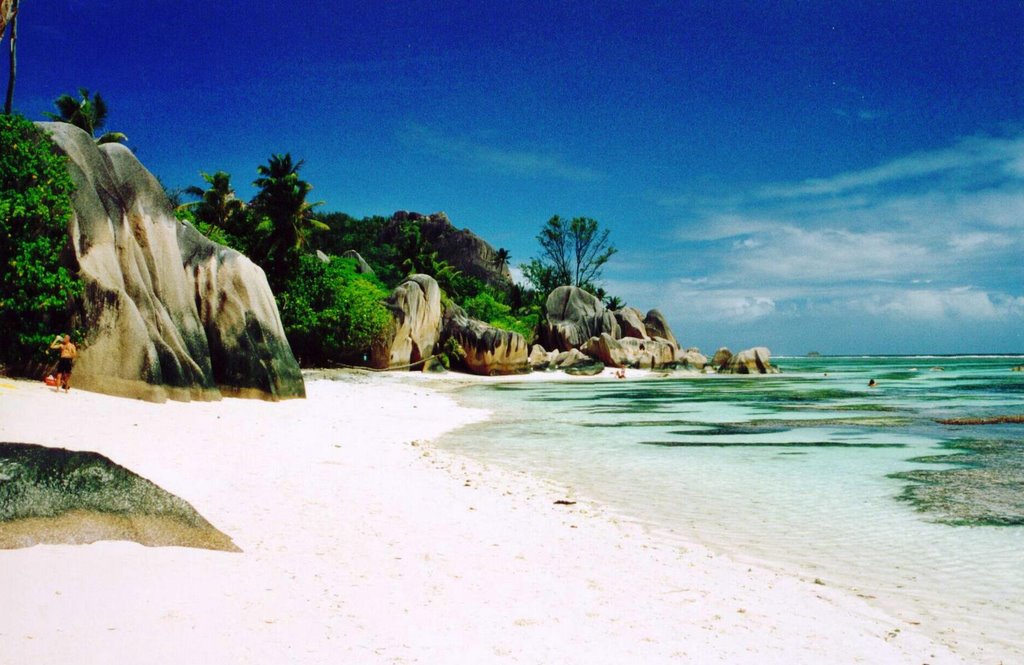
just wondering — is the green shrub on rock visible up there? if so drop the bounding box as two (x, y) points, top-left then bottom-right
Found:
(0, 114), (82, 372)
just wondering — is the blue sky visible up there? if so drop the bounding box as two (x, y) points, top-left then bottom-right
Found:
(12, 1), (1024, 354)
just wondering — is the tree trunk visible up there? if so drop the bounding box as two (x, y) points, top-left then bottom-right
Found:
(3, 1), (17, 115)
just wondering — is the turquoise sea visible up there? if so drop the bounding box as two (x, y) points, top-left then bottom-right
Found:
(438, 356), (1024, 663)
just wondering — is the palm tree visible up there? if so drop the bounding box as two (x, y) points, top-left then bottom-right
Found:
(251, 153), (326, 277)
(44, 88), (127, 144)
(2, 0), (20, 115)
(182, 171), (248, 237)
(603, 295), (625, 311)
(494, 247), (511, 272)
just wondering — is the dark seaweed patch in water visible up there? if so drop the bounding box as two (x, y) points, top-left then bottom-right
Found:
(659, 416), (915, 437)
(890, 438), (1024, 526)
(579, 419), (704, 428)
(0, 442), (237, 550)
(814, 403), (904, 413)
(668, 425), (793, 436)
(946, 380), (1024, 395)
(874, 371), (923, 381)
(639, 440), (906, 448)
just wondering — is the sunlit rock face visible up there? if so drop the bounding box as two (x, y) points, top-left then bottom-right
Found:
(642, 309), (679, 348)
(0, 442), (238, 551)
(582, 333), (677, 370)
(371, 274), (443, 369)
(442, 305), (529, 376)
(539, 286), (620, 352)
(40, 122), (304, 402)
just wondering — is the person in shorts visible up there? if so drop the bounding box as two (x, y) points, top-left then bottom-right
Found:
(49, 334), (77, 392)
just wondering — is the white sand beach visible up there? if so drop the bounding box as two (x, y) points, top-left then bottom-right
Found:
(0, 374), (966, 664)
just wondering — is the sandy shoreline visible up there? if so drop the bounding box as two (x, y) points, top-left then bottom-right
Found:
(0, 373), (966, 664)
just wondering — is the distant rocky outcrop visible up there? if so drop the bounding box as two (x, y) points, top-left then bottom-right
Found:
(384, 211), (512, 289)
(41, 122), (304, 402)
(582, 333), (676, 369)
(539, 286), (620, 351)
(712, 347), (733, 369)
(370, 274), (442, 369)
(443, 305), (529, 375)
(719, 347), (779, 374)
(680, 348), (708, 369)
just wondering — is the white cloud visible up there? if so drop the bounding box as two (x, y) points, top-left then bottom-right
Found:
(400, 124), (604, 182)
(754, 133), (1024, 200)
(855, 288), (1024, 321)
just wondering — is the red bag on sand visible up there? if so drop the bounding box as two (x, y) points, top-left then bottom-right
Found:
(44, 374), (56, 387)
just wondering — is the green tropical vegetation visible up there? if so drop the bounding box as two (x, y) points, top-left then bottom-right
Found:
(44, 88), (127, 145)
(276, 254), (391, 366)
(0, 84), (620, 372)
(521, 215), (617, 297)
(0, 113), (82, 372)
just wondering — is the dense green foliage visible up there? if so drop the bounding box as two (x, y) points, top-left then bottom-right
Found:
(276, 254), (391, 366)
(0, 114), (82, 371)
(461, 290), (538, 340)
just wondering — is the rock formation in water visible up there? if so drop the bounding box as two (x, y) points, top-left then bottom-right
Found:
(719, 347), (779, 374)
(384, 211), (512, 289)
(40, 122), (304, 402)
(442, 305), (529, 375)
(712, 347), (734, 369)
(582, 333), (676, 369)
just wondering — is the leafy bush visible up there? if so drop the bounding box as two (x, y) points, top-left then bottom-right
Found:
(461, 289), (538, 342)
(0, 114), (82, 372)
(276, 254), (391, 366)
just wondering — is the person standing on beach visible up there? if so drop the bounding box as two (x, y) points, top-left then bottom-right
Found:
(49, 334), (77, 392)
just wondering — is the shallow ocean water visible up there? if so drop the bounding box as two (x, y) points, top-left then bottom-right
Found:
(438, 356), (1024, 662)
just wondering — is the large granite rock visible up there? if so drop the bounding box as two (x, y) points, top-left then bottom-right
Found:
(643, 309), (679, 347)
(582, 333), (677, 369)
(538, 286), (620, 351)
(370, 274), (442, 369)
(41, 122), (304, 402)
(719, 347), (780, 374)
(614, 307), (648, 340)
(384, 211), (512, 289)
(712, 347), (733, 369)
(679, 347), (708, 370)
(552, 349), (605, 376)
(528, 344), (558, 370)
(442, 305), (529, 375)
